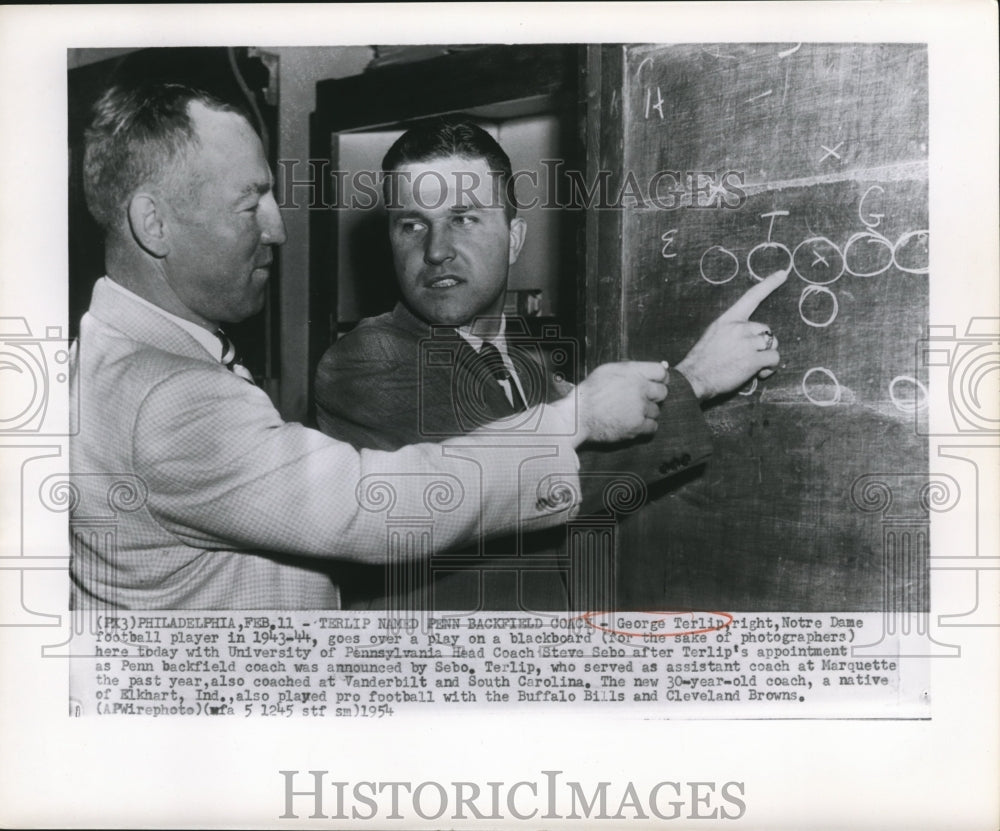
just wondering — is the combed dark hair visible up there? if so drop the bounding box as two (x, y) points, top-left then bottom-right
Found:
(381, 115), (517, 221)
(83, 82), (242, 230)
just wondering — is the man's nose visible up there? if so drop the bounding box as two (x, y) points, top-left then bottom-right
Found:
(424, 223), (455, 265)
(259, 192), (287, 246)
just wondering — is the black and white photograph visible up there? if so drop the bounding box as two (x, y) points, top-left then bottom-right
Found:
(1, 3), (997, 829)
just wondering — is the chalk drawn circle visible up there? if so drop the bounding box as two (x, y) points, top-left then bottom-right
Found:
(798, 285), (839, 328)
(892, 230), (930, 274)
(888, 375), (929, 413)
(791, 236), (845, 285)
(738, 377), (759, 396)
(801, 367), (842, 407)
(746, 242), (792, 282)
(843, 231), (894, 277)
(700, 245), (740, 285)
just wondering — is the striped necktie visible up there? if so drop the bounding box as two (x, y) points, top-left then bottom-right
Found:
(215, 329), (255, 384)
(478, 340), (527, 413)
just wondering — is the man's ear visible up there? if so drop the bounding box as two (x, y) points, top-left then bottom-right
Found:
(127, 193), (170, 258)
(508, 217), (527, 265)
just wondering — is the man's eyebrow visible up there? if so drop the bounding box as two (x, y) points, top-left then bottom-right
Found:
(237, 181), (272, 200)
(391, 208), (427, 221)
(450, 201), (491, 213)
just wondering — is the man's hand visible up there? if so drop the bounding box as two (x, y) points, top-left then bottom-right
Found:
(577, 361), (669, 443)
(677, 270), (788, 401)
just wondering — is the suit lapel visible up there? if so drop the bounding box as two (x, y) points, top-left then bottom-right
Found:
(506, 339), (554, 407)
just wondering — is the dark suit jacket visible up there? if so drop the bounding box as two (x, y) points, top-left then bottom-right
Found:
(315, 302), (713, 611)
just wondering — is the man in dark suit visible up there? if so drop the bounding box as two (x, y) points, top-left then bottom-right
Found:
(315, 117), (784, 612)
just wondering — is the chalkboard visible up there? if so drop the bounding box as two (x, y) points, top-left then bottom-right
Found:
(593, 44), (929, 611)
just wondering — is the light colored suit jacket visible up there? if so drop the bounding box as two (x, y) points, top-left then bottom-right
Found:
(69, 279), (582, 609)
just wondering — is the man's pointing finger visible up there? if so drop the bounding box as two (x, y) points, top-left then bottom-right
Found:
(719, 269), (789, 322)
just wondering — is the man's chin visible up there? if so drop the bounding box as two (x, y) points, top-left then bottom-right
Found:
(409, 302), (471, 328)
(222, 296), (267, 324)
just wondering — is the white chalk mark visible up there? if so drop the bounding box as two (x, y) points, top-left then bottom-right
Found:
(778, 43), (802, 58)
(651, 85), (665, 120)
(701, 46), (739, 61)
(700, 245), (740, 285)
(739, 377), (759, 396)
(747, 241), (792, 282)
(792, 236), (845, 285)
(746, 89), (773, 104)
(889, 376), (929, 412)
(635, 57), (653, 79)
(644, 86), (666, 119)
(893, 230), (930, 274)
(706, 180), (729, 202)
(799, 285), (840, 328)
(858, 184), (885, 229)
(819, 142), (844, 162)
(843, 230), (894, 277)
(760, 210), (789, 243)
(737, 160), (927, 197)
(660, 229), (678, 259)
(802, 367), (842, 407)
(812, 250), (829, 267)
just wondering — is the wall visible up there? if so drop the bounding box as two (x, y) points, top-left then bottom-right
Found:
(270, 46), (373, 421)
(498, 114), (562, 317)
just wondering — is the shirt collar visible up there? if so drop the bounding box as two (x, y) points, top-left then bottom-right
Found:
(101, 277), (225, 362)
(457, 315), (509, 356)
